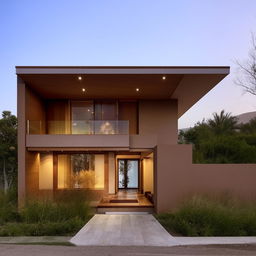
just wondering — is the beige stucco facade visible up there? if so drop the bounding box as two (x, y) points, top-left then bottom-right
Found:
(17, 66), (256, 213)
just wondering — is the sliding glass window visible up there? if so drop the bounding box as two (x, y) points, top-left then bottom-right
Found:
(70, 100), (131, 134)
(71, 101), (94, 134)
(95, 101), (118, 134)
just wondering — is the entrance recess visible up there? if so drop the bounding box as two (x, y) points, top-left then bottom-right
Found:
(118, 159), (139, 189)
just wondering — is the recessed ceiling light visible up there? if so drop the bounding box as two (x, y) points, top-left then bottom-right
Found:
(78, 76), (82, 80)
(82, 88), (85, 92)
(136, 88), (140, 92)
(162, 76), (166, 80)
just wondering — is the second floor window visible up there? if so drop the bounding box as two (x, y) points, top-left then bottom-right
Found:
(71, 100), (118, 134)
(71, 101), (94, 134)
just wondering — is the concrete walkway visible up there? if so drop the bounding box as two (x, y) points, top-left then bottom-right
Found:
(177, 236), (256, 245)
(70, 214), (178, 246)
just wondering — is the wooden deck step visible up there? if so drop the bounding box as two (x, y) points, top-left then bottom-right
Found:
(97, 206), (154, 214)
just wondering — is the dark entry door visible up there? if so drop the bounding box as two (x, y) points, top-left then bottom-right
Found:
(118, 159), (139, 189)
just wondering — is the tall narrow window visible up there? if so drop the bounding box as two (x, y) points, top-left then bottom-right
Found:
(71, 101), (94, 134)
(94, 101), (118, 134)
(95, 101), (117, 120)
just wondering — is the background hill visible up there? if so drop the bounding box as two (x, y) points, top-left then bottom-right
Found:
(180, 111), (256, 131)
(236, 111), (256, 124)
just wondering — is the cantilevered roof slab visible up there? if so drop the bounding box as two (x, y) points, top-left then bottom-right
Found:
(16, 66), (229, 117)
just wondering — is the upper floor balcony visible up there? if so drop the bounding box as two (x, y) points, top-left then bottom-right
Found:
(27, 120), (129, 135)
(26, 119), (159, 150)
(26, 120), (130, 149)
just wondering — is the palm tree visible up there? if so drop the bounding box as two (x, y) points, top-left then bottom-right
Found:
(207, 110), (238, 135)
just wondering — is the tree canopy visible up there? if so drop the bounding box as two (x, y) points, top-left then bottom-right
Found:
(179, 110), (256, 163)
(0, 111), (17, 192)
(236, 33), (256, 96)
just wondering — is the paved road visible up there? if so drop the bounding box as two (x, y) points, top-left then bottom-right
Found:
(1, 244), (256, 256)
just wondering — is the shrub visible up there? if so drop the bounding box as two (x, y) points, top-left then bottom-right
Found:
(0, 190), (93, 236)
(20, 199), (91, 223)
(157, 195), (256, 236)
(0, 189), (19, 224)
(196, 135), (256, 163)
(0, 218), (84, 236)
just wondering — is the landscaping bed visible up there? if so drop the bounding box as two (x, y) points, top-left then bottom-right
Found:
(0, 191), (92, 236)
(156, 195), (256, 236)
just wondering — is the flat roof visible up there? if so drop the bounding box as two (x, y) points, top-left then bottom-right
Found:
(16, 65), (229, 68)
(16, 66), (230, 117)
(16, 66), (229, 74)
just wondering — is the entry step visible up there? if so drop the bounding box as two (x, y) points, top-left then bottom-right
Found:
(97, 207), (154, 214)
(105, 212), (149, 215)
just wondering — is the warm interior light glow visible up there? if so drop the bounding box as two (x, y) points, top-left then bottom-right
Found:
(78, 76), (82, 80)
(82, 88), (85, 92)
(143, 152), (154, 193)
(57, 154), (104, 189)
(162, 76), (166, 80)
(136, 88), (139, 92)
(39, 153), (53, 190)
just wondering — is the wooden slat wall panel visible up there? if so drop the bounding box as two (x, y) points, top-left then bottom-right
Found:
(118, 102), (138, 134)
(26, 87), (46, 134)
(25, 152), (39, 199)
(46, 100), (70, 134)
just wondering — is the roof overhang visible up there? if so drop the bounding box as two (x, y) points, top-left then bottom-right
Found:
(16, 66), (230, 117)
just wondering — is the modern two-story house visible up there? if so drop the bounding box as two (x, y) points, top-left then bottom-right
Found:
(17, 66), (256, 213)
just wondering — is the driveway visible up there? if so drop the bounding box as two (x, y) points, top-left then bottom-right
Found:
(70, 214), (178, 246)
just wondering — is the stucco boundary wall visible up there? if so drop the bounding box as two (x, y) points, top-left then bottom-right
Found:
(155, 144), (256, 213)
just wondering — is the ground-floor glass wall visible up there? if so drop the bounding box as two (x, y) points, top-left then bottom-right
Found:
(38, 151), (153, 196)
(58, 154), (104, 189)
(38, 152), (105, 191)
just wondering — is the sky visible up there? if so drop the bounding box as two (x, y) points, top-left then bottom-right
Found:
(0, 0), (256, 128)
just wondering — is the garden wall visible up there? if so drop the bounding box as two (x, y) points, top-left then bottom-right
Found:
(155, 144), (256, 213)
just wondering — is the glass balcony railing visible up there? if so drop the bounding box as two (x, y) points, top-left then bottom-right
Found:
(27, 120), (129, 135)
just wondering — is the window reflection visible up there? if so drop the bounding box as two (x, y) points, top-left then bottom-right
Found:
(95, 101), (117, 120)
(71, 101), (94, 134)
(118, 159), (139, 189)
(58, 154), (104, 189)
(71, 101), (118, 134)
